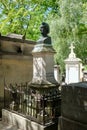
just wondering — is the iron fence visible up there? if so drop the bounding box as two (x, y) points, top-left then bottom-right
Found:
(4, 82), (61, 125)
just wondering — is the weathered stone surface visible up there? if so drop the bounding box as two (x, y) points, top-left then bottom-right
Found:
(58, 116), (87, 130)
(32, 43), (58, 85)
(32, 44), (55, 53)
(61, 82), (87, 124)
(2, 109), (58, 130)
(0, 37), (35, 55)
(7, 33), (24, 39)
(65, 44), (82, 84)
(0, 35), (36, 117)
(28, 78), (56, 88)
(0, 121), (18, 130)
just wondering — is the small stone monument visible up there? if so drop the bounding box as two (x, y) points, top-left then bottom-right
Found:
(32, 22), (57, 84)
(65, 43), (82, 84)
(28, 22), (60, 129)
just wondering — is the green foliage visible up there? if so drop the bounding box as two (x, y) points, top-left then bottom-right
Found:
(0, 0), (58, 40)
(0, 0), (87, 72)
(48, 0), (87, 71)
(84, 65), (87, 71)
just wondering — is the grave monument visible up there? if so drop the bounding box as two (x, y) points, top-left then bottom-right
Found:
(27, 22), (60, 129)
(2, 22), (60, 130)
(58, 44), (87, 130)
(32, 22), (57, 84)
(65, 43), (82, 84)
(58, 82), (87, 130)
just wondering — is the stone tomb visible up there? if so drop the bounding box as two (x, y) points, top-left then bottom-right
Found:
(2, 109), (57, 130)
(2, 23), (60, 130)
(59, 82), (87, 130)
(2, 43), (60, 130)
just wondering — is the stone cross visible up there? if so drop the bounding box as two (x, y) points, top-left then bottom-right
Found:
(69, 43), (75, 53)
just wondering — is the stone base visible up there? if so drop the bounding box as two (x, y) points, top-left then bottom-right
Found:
(2, 109), (58, 130)
(58, 116), (87, 130)
(0, 121), (18, 130)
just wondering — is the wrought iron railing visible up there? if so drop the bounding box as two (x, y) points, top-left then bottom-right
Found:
(4, 82), (61, 125)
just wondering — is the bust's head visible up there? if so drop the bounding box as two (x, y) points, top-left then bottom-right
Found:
(40, 22), (50, 37)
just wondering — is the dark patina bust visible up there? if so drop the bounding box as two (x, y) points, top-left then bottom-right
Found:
(37, 22), (51, 44)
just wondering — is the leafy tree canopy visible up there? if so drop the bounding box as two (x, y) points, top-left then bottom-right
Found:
(48, 0), (87, 71)
(0, 0), (58, 40)
(0, 0), (87, 72)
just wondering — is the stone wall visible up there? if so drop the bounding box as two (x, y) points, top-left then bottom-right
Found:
(59, 82), (87, 130)
(2, 109), (57, 130)
(0, 35), (36, 117)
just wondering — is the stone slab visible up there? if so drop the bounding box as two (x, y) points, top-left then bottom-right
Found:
(2, 109), (57, 130)
(0, 121), (18, 130)
(61, 82), (87, 124)
(58, 116), (87, 130)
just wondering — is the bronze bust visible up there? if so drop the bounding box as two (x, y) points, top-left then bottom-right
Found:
(37, 22), (51, 44)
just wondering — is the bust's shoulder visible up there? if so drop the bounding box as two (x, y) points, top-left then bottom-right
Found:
(37, 36), (51, 44)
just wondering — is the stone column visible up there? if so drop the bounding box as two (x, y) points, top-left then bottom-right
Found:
(32, 43), (57, 84)
(65, 43), (82, 84)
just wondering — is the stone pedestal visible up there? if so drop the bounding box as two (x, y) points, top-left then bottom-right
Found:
(65, 44), (82, 84)
(2, 109), (57, 130)
(27, 43), (60, 128)
(32, 43), (57, 84)
(3, 42), (60, 130)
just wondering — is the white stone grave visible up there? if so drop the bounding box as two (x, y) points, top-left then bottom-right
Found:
(65, 43), (82, 84)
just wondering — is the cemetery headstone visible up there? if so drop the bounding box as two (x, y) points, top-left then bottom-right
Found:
(58, 82), (87, 130)
(65, 43), (82, 84)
